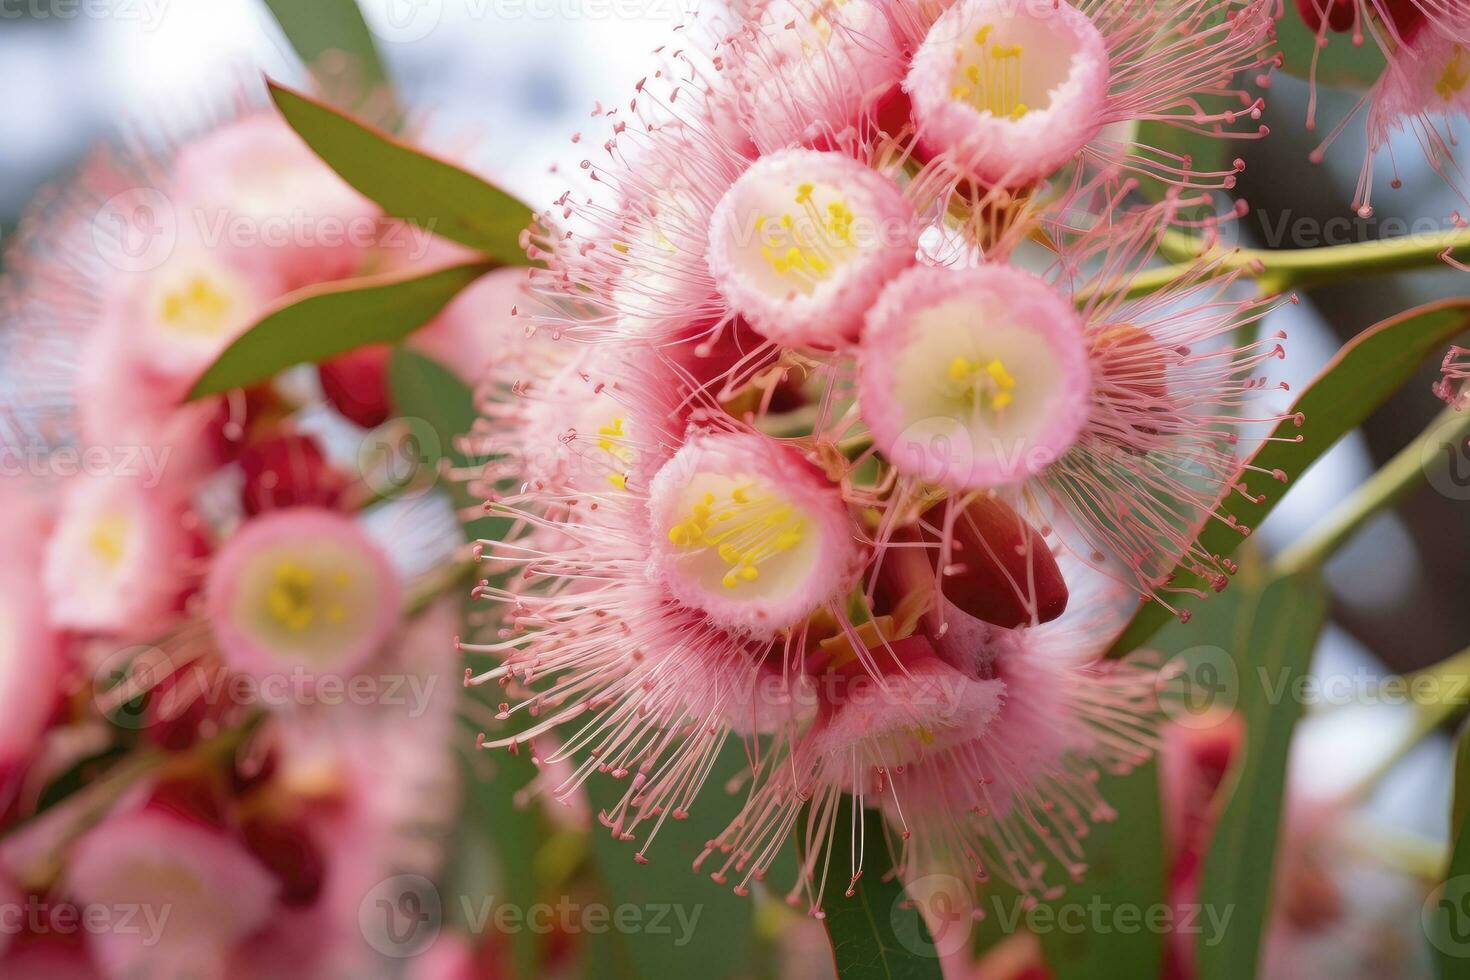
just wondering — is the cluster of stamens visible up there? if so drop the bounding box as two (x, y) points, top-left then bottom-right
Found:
(265, 562), (348, 631)
(758, 183), (857, 287)
(159, 275), (233, 335)
(597, 416), (634, 490)
(667, 485), (807, 589)
(951, 26), (1027, 119)
(947, 355), (1017, 412)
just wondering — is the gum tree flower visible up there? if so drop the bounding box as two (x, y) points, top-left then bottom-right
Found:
(66, 808), (279, 979)
(42, 474), (198, 639)
(204, 508), (401, 685)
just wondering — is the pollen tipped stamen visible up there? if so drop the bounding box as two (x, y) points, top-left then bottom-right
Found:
(668, 487), (807, 589)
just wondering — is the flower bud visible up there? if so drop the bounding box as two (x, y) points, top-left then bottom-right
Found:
(318, 344), (392, 429)
(922, 496), (1068, 629)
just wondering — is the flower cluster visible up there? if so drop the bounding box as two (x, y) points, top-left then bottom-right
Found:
(0, 108), (504, 977)
(467, 0), (1295, 911)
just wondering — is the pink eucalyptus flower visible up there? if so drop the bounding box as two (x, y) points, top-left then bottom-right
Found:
(898, 0), (1273, 189)
(66, 809), (279, 979)
(706, 148), (918, 348)
(42, 474), (197, 638)
(171, 111), (380, 292)
(204, 508), (401, 685)
(0, 485), (63, 774)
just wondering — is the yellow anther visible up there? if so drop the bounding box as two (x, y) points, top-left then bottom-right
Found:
(974, 25), (991, 44)
(608, 472), (628, 490)
(266, 561), (318, 631)
(795, 183), (815, 204)
(1436, 47), (1468, 102)
(985, 359), (1015, 389)
(948, 356), (1016, 412)
(88, 514), (128, 567)
(669, 483), (805, 590)
(159, 275), (233, 336)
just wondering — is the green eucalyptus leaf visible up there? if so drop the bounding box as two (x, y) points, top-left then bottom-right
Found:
(387, 347), (508, 542)
(1109, 298), (1470, 657)
(1428, 723), (1470, 976)
(1192, 571), (1330, 980)
(269, 81), (534, 263)
(812, 802), (944, 980)
(1275, 7), (1388, 90)
(580, 741), (759, 980)
(187, 260), (492, 399)
(261, 0), (391, 95)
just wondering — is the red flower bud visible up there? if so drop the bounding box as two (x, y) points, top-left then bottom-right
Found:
(242, 814), (327, 907)
(318, 343), (392, 429)
(921, 496), (1068, 629)
(238, 433), (347, 516)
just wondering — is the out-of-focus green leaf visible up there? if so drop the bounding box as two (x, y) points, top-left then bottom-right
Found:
(387, 348), (507, 542)
(1194, 571), (1329, 980)
(581, 741), (758, 980)
(1428, 724), (1470, 977)
(261, 0), (390, 94)
(187, 261), (492, 399)
(1275, 7), (1387, 89)
(445, 699), (548, 978)
(1032, 763), (1169, 980)
(1109, 298), (1470, 657)
(269, 81), (533, 263)
(813, 802), (943, 980)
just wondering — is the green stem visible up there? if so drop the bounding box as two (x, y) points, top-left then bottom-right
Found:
(1343, 646), (1470, 804)
(1124, 225), (1470, 300)
(1272, 406), (1470, 577)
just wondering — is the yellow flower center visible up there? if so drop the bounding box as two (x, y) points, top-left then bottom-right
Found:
(950, 26), (1029, 119)
(158, 275), (235, 337)
(757, 184), (858, 288)
(265, 561), (349, 632)
(88, 513), (129, 568)
(667, 484), (806, 589)
(947, 355), (1016, 411)
(598, 416), (634, 490)
(1436, 47), (1468, 103)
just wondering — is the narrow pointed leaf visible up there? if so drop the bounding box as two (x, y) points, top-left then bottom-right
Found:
(261, 0), (390, 95)
(1194, 571), (1329, 980)
(580, 741), (758, 980)
(1109, 298), (1470, 656)
(187, 260), (492, 399)
(269, 81), (533, 263)
(387, 347), (509, 542)
(814, 803), (944, 980)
